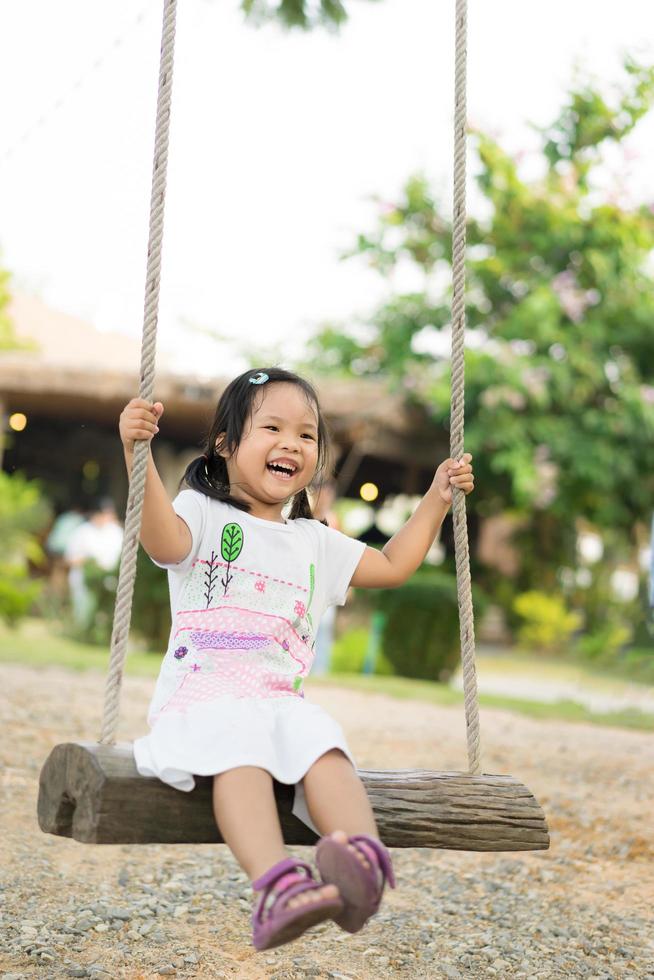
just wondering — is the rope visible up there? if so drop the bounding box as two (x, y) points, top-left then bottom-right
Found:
(97, 0), (482, 776)
(100, 0), (178, 744)
(450, 0), (481, 775)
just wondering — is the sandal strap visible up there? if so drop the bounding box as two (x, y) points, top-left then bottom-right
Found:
(252, 858), (324, 927)
(349, 834), (396, 889)
(252, 857), (313, 892)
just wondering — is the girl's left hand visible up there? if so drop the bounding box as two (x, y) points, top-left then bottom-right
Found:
(433, 453), (474, 505)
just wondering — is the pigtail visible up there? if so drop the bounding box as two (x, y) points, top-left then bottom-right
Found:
(289, 487), (328, 526)
(180, 452), (249, 512)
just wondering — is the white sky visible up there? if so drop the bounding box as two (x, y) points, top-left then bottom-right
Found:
(0, 0), (652, 377)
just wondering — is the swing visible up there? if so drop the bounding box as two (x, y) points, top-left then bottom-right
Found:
(38, 0), (549, 852)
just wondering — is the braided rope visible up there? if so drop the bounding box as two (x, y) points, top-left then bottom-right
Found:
(96, 0), (481, 776)
(100, 0), (177, 744)
(450, 0), (481, 774)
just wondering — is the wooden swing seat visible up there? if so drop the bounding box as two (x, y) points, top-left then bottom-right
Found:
(38, 741), (549, 851)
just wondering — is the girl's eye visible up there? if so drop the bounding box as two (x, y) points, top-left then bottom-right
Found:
(265, 425), (278, 431)
(301, 433), (315, 440)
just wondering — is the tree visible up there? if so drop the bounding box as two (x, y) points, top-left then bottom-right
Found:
(0, 266), (18, 352)
(240, 0), (381, 31)
(304, 59), (654, 637)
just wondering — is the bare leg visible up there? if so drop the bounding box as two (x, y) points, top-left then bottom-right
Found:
(212, 766), (338, 909)
(302, 749), (377, 836)
(302, 749), (380, 871)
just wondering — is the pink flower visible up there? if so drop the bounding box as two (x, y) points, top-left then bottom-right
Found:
(255, 580), (266, 592)
(294, 600), (306, 617)
(190, 663), (201, 672)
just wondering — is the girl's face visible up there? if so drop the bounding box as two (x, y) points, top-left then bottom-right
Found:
(217, 382), (320, 520)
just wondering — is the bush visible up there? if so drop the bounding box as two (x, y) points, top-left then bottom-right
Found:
(329, 625), (394, 675)
(512, 590), (582, 653)
(132, 547), (171, 648)
(74, 546), (171, 649)
(0, 472), (51, 627)
(373, 569), (488, 682)
(0, 563), (43, 626)
(572, 623), (633, 661)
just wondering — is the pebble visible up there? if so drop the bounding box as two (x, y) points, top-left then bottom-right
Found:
(3, 662), (654, 980)
(440, 966), (462, 979)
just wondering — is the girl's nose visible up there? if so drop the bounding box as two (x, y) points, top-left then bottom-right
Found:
(279, 434), (301, 452)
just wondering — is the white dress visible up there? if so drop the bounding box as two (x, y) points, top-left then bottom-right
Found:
(132, 491), (366, 833)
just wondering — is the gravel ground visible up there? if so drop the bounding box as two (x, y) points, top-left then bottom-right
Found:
(1, 662), (653, 980)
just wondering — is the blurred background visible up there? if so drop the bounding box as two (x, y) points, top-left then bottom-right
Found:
(1, 0), (653, 721)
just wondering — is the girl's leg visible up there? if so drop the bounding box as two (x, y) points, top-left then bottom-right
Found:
(212, 766), (338, 909)
(302, 749), (381, 871)
(301, 749), (378, 837)
(303, 751), (394, 934)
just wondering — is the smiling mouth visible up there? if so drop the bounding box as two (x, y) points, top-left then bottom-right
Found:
(267, 462), (298, 480)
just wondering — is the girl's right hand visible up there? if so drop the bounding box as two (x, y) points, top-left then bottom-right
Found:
(119, 398), (164, 454)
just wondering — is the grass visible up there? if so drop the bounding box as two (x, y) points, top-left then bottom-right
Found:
(470, 650), (654, 690)
(309, 673), (654, 731)
(2, 618), (653, 732)
(0, 618), (161, 678)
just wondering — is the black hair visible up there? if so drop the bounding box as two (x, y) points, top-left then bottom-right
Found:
(180, 367), (331, 522)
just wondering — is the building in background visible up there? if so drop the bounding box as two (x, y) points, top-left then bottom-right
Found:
(0, 292), (452, 536)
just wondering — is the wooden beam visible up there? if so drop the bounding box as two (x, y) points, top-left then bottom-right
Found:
(38, 742), (549, 851)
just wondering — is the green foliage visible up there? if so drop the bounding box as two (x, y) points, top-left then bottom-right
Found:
(0, 565), (43, 627)
(0, 472), (52, 627)
(240, 0), (381, 31)
(540, 58), (654, 185)
(572, 623), (633, 661)
(610, 647), (654, 685)
(0, 472), (52, 564)
(0, 264), (36, 353)
(373, 570), (487, 682)
(303, 58), (654, 638)
(132, 548), (172, 649)
(0, 266), (16, 352)
(512, 591), (583, 653)
(69, 561), (117, 645)
(329, 625), (394, 674)
(74, 548), (171, 649)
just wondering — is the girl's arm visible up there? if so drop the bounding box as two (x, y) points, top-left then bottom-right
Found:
(120, 398), (192, 565)
(350, 454), (474, 589)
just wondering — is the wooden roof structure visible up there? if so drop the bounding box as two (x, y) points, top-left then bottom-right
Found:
(1, 292), (445, 471)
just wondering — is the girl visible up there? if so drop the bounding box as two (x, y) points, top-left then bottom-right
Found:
(120, 367), (474, 952)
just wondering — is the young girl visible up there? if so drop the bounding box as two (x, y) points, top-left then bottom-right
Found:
(120, 367), (474, 952)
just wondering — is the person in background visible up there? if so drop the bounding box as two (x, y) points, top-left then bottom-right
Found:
(45, 505), (87, 601)
(64, 498), (123, 628)
(46, 505), (86, 558)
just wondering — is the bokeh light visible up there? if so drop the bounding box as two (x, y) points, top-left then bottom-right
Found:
(9, 412), (27, 431)
(359, 482), (379, 502)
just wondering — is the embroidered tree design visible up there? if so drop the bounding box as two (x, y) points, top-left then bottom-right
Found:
(204, 550), (219, 608)
(220, 523), (243, 596)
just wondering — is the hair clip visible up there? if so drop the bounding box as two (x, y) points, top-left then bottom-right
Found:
(248, 372), (269, 385)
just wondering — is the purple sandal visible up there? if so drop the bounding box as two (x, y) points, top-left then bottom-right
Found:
(251, 856), (344, 951)
(315, 833), (396, 933)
